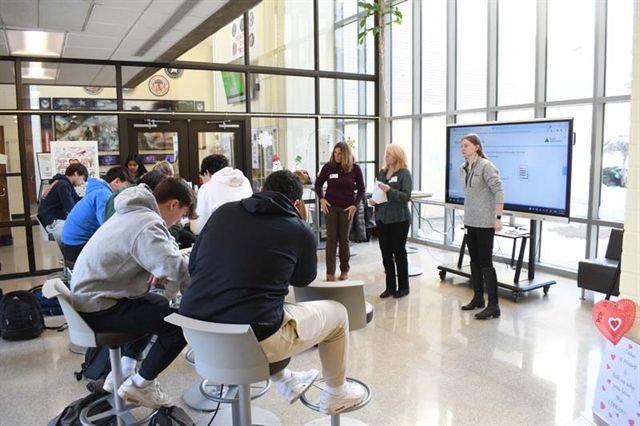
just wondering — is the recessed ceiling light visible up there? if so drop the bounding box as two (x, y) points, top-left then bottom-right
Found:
(6, 30), (65, 57)
(22, 62), (57, 80)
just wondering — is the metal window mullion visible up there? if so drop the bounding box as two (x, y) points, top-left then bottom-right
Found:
(487, 0), (498, 122)
(534, 0), (548, 119)
(444, 0), (457, 247)
(585, 0), (608, 259)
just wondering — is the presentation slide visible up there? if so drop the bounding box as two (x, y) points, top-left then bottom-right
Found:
(447, 121), (571, 216)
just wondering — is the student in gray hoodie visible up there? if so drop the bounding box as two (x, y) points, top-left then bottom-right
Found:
(71, 177), (196, 409)
(459, 133), (504, 320)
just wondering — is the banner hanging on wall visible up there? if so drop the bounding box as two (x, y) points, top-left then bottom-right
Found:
(50, 141), (99, 178)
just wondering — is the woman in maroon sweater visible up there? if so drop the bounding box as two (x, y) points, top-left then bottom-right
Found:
(315, 141), (365, 281)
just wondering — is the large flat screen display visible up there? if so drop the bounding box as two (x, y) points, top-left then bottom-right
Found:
(446, 119), (573, 221)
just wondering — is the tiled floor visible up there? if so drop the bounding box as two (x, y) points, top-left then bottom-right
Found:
(0, 241), (606, 425)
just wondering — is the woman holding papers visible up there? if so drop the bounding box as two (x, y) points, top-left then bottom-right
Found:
(459, 133), (504, 320)
(369, 144), (413, 298)
(315, 141), (366, 281)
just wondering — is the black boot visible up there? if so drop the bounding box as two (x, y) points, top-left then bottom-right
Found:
(462, 262), (485, 310)
(475, 267), (500, 320)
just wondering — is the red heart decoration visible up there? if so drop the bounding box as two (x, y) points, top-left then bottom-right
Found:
(616, 414), (619, 417)
(603, 386), (607, 391)
(611, 354), (617, 360)
(607, 364), (611, 369)
(629, 420), (635, 426)
(630, 344), (634, 349)
(593, 299), (637, 345)
(609, 413), (613, 418)
(601, 402), (606, 409)
(608, 379), (612, 383)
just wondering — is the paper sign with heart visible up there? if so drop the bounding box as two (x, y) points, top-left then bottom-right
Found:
(592, 299), (637, 345)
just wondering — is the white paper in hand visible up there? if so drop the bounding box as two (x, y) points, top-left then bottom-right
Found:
(372, 181), (388, 204)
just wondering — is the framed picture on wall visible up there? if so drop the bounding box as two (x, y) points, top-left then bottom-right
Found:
(36, 152), (53, 180)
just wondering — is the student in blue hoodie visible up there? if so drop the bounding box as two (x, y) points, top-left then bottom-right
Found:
(37, 163), (88, 242)
(61, 166), (134, 262)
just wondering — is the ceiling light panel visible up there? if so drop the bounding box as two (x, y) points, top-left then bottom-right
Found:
(6, 30), (65, 57)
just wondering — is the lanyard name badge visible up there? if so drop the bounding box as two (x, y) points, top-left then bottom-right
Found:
(329, 173), (339, 179)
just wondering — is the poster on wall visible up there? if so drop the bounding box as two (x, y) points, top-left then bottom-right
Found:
(54, 115), (119, 152)
(36, 152), (53, 180)
(50, 141), (99, 178)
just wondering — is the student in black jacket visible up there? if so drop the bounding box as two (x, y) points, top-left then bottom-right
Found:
(180, 170), (367, 415)
(37, 163), (88, 242)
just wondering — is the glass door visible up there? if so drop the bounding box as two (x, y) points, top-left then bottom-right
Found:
(127, 119), (188, 180)
(188, 120), (246, 188)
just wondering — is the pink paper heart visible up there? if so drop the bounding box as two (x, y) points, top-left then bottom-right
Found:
(601, 402), (606, 409)
(607, 364), (611, 369)
(611, 354), (617, 360)
(603, 386), (607, 391)
(593, 299), (637, 345)
(629, 419), (635, 426)
(608, 379), (612, 383)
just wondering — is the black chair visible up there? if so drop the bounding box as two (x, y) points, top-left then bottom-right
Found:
(578, 228), (623, 299)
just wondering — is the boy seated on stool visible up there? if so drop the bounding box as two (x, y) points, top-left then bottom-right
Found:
(180, 170), (366, 414)
(70, 177), (196, 409)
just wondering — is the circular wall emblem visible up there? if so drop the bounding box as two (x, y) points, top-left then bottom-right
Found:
(148, 75), (170, 97)
(164, 68), (184, 79)
(83, 86), (103, 95)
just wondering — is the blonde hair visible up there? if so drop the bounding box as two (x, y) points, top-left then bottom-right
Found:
(383, 144), (408, 172)
(153, 160), (174, 177)
(329, 141), (355, 173)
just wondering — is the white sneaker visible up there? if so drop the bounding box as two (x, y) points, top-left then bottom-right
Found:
(277, 369), (319, 404)
(117, 377), (172, 409)
(102, 371), (133, 393)
(319, 382), (367, 414)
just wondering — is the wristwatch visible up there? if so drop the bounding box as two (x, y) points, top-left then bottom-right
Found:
(496, 215), (502, 220)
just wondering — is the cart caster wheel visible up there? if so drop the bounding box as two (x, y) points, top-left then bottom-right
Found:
(512, 291), (520, 303)
(543, 285), (550, 295)
(439, 270), (446, 281)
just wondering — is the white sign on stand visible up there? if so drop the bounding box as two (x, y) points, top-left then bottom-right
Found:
(592, 336), (639, 426)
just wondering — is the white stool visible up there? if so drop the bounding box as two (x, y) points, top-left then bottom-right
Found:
(300, 377), (372, 426)
(43, 279), (155, 425)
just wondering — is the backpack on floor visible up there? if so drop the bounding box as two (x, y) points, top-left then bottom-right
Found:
(74, 346), (112, 382)
(30, 285), (64, 316)
(0, 290), (45, 341)
(149, 406), (195, 426)
(47, 389), (116, 426)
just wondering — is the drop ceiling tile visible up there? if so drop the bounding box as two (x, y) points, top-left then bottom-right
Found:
(0, 44), (9, 56)
(55, 63), (103, 85)
(97, 0), (151, 11)
(85, 22), (129, 38)
(136, 11), (171, 30)
(63, 46), (114, 60)
(89, 4), (140, 27)
(0, 0), (38, 28)
(173, 15), (203, 32)
(40, 1), (91, 32)
(66, 33), (120, 49)
(148, 0), (181, 15)
(124, 25), (155, 42)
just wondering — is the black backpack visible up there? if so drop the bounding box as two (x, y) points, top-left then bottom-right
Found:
(0, 290), (45, 341)
(149, 406), (195, 426)
(74, 346), (112, 383)
(47, 389), (116, 426)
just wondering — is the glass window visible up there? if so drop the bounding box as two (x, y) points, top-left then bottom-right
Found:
(546, 104), (592, 218)
(600, 102), (629, 221)
(320, 14), (366, 74)
(23, 62), (117, 110)
(456, 0), (488, 109)
(497, 109), (535, 121)
(251, 118), (316, 190)
(122, 66), (243, 114)
(539, 221), (586, 270)
(391, 1), (413, 117)
(497, 0), (536, 106)
(250, 74), (315, 114)
(0, 60), (16, 109)
(421, 0), (447, 113)
(320, 79), (375, 116)
(546, 0), (595, 101)
(421, 116), (447, 200)
(605, 0), (634, 96)
(249, 0), (314, 70)
(455, 113), (486, 124)
(391, 119), (412, 169)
